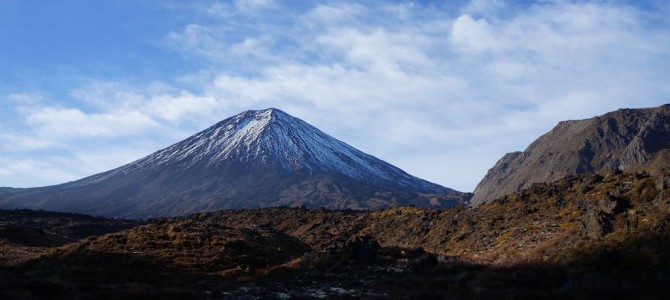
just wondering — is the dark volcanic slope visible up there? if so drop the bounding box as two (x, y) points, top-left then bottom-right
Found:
(472, 104), (670, 206)
(0, 188), (20, 195)
(0, 108), (468, 218)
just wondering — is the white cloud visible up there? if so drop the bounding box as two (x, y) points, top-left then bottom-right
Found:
(7, 93), (44, 105)
(0, 158), (77, 187)
(0, 168), (11, 177)
(382, 3), (415, 20)
(316, 27), (434, 74)
(206, 2), (233, 17)
(70, 80), (232, 125)
(144, 91), (220, 122)
(451, 15), (499, 52)
(307, 3), (364, 24)
(234, 0), (275, 13)
(168, 24), (226, 62)
(462, 0), (504, 16)
(206, 0), (276, 17)
(28, 107), (155, 138)
(0, 143), (161, 188)
(167, 23), (279, 68)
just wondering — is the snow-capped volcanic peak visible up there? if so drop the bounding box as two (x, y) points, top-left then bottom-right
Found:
(125, 108), (450, 193)
(0, 108), (466, 218)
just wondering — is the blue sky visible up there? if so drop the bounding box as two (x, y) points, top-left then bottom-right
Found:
(1, 0), (669, 192)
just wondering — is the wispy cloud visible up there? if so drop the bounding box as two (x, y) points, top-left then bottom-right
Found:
(1, 0), (669, 191)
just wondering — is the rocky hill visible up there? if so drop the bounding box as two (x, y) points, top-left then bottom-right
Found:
(40, 221), (310, 277)
(197, 170), (670, 263)
(0, 109), (468, 218)
(471, 104), (670, 206)
(0, 209), (139, 266)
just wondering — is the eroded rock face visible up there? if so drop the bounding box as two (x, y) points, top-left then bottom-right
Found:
(655, 174), (670, 191)
(581, 205), (614, 239)
(472, 104), (670, 206)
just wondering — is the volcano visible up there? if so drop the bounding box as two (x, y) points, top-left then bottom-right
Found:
(0, 108), (468, 218)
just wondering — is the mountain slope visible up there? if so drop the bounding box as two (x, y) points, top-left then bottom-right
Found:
(0, 108), (467, 218)
(472, 104), (670, 206)
(0, 188), (20, 195)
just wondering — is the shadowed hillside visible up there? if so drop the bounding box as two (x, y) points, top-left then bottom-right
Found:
(0, 209), (140, 266)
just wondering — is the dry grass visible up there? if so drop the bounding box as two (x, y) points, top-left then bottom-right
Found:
(2, 170), (670, 298)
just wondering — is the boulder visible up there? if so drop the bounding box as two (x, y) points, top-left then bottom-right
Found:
(581, 210), (613, 239)
(655, 174), (670, 191)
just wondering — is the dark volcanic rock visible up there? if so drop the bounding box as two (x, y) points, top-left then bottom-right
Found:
(327, 235), (382, 263)
(581, 208), (614, 239)
(0, 209), (140, 266)
(0, 209), (139, 246)
(655, 174), (670, 191)
(472, 104), (670, 206)
(39, 220), (311, 278)
(0, 109), (467, 218)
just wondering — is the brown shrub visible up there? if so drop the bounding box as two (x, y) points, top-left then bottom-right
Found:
(631, 178), (658, 204)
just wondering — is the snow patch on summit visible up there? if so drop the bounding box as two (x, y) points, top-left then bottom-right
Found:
(107, 108), (451, 193)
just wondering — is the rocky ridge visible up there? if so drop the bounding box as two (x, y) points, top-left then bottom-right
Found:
(472, 104), (670, 206)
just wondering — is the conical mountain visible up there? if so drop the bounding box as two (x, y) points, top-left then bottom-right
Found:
(0, 108), (468, 218)
(472, 104), (670, 206)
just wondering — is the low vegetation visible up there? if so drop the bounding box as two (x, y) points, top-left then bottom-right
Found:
(1, 170), (670, 298)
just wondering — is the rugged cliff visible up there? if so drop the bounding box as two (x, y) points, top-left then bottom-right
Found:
(472, 104), (670, 206)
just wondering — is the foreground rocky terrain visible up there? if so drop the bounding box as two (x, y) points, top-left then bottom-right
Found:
(1, 170), (669, 298)
(0, 210), (139, 266)
(202, 170), (670, 264)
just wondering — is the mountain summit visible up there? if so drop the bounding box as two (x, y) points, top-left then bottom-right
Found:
(0, 108), (467, 218)
(129, 108), (449, 192)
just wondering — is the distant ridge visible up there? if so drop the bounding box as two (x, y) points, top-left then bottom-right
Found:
(0, 108), (468, 218)
(472, 104), (670, 206)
